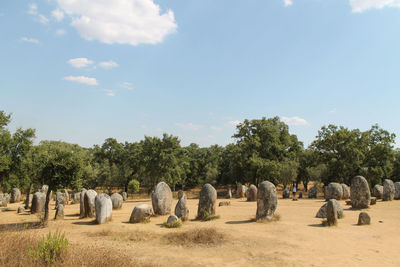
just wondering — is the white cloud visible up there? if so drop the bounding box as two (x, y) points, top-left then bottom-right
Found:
(281, 116), (308, 126)
(20, 37), (39, 44)
(28, 3), (49, 24)
(176, 123), (203, 131)
(63, 75), (98, 86)
(28, 3), (38, 15)
(98, 60), (119, 69)
(120, 82), (133, 90)
(56, 0), (177, 46)
(52, 9), (64, 22)
(349, 0), (400, 12)
(38, 14), (49, 24)
(103, 89), (115, 97)
(56, 29), (66, 36)
(228, 120), (241, 127)
(67, 57), (94, 68)
(283, 0), (293, 7)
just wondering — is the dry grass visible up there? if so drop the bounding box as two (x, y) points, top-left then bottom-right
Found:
(161, 220), (182, 228)
(0, 230), (40, 266)
(164, 227), (227, 247)
(87, 229), (157, 242)
(255, 213), (281, 223)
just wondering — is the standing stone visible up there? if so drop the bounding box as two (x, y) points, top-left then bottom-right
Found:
(95, 193), (112, 224)
(316, 199), (343, 218)
(237, 184), (247, 198)
(25, 194), (33, 209)
(308, 186), (317, 199)
(152, 182), (173, 215)
(383, 179), (395, 201)
(282, 188), (290, 199)
(55, 204), (64, 220)
(129, 204), (153, 223)
(197, 183), (217, 219)
(40, 185), (48, 194)
(10, 188), (21, 203)
(256, 181), (277, 220)
(31, 192), (46, 214)
(341, 184), (350, 199)
(0, 193), (9, 207)
(175, 190), (189, 221)
(325, 183), (343, 200)
(84, 189), (97, 218)
(373, 185), (383, 199)
(351, 176), (371, 209)
(17, 206), (24, 213)
(394, 182), (400, 200)
(226, 187), (232, 199)
(370, 197), (377, 205)
(79, 189), (87, 218)
(246, 184), (258, 202)
(55, 192), (65, 209)
(326, 199), (338, 226)
(121, 191), (128, 201)
(358, 212), (371, 225)
(63, 189), (69, 204)
(73, 192), (80, 204)
(111, 193), (123, 209)
(299, 192), (303, 198)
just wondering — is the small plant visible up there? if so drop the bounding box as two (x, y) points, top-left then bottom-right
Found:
(28, 230), (68, 264)
(128, 179), (140, 195)
(196, 208), (220, 221)
(162, 220), (183, 228)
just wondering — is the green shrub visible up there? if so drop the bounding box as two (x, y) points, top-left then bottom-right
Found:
(28, 230), (68, 264)
(128, 179), (140, 195)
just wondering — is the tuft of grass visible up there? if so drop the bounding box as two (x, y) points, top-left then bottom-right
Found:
(164, 227), (226, 246)
(87, 229), (156, 242)
(28, 230), (68, 265)
(338, 213), (345, 219)
(162, 220), (183, 228)
(256, 213), (281, 223)
(322, 219), (337, 227)
(196, 208), (220, 221)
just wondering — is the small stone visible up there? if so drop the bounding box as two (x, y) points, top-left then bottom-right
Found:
(129, 204), (153, 223)
(370, 197), (377, 205)
(219, 201), (230, 206)
(110, 193), (123, 210)
(316, 199), (343, 219)
(299, 192), (303, 199)
(345, 200), (352, 206)
(246, 184), (257, 202)
(282, 188), (290, 199)
(373, 185), (383, 199)
(17, 206), (24, 213)
(358, 212), (371, 225)
(167, 214), (179, 224)
(383, 179), (395, 201)
(394, 182), (400, 200)
(308, 187), (317, 199)
(341, 184), (350, 199)
(121, 192), (128, 201)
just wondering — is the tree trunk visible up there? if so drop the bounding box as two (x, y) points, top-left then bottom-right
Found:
(304, 182), (308, 192)
(44, 188), (52, 223)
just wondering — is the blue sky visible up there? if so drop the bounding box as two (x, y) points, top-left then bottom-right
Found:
(1, 0), (400, 148)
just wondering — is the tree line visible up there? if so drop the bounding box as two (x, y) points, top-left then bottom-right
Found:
(1, 110), (399, 197)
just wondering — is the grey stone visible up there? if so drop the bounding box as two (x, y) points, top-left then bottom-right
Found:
(174, 190), (189, 221)
(63, 189), (69, 204)
(358, 212), (371, 225)
(326, 199), (338, 226)
(316, 199), (343, 219)
(10, 188), (21, 203)
(0, 193), (10, 207)
(299, 192), (303, 199)
(383, 179), (395, 201)
(152, 182), (173, 215)
(325, 183), (343, 200)
(55, 204), (64, 220)
(84, 189), (97, 218)
(373, 185), (383, 199)
(282, 188), (290, 199)
(17, 206), (24, 213)
(40, 185), (48, 194)
(394, 182), (400, 200)
(226, 187), (232, 199)
(308, 187), (317, 199)
(111, 193), (123, 209)
(237, 184), (247, 198)
(197, 183), (217, 219)
(25, 194), (33, 209)
(246, 184), (257, 202)
(219, 201), (230, 206)
(121, 192), (127, 201)
(79, 189), (87, 218)
(31, 192), (46, 214)
(129, 204), (153, 223)
(256, 181), (277, 220)
(55, 192), (65, 209)
(351, 176), (371, 209)
(95, 193), (112, 224)
(341, 184), (350, 199)
(167, 214), (179, 224)
(73, 192), (80, 203)
(370, 197), (376, 205)
(345, 200), (352, 206)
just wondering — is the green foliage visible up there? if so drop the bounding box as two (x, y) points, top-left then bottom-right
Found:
(196, 208), (220, 221)
(28, 231), (68, 264)
(128, 179), (140, 194)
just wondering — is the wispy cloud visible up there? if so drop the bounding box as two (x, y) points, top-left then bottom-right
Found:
(20, 37), (39, 44)
(56, 29), (66, 36)
(98, 60), (118, 69)
(176, 123), (203, 131)
(283, 0), (293, 7)
(67, 58), (94, 68)
(349, 0), (400, 13)
(103, 89), (115, 96)
(27, 3), (49, 24)
(210, 126), (223, 132)
(63, 75), (98, 86)
(51, 9), (64, 22)
(281, 116), (308, 126)
(120, 82), (133, 90)
(228, 120), (241, 127)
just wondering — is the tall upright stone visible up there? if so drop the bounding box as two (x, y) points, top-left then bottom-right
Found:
(394, 182), (400, 200)
(63, 189), (69, 204)
(31, 192), (46, 214)
(40, 185), (49, 194)
(351, 176), (371, 209)
(95, 193), (112, 224)
(256, 181), (277, 220)
(121, 191), (128, 201)
(282, 188), (290, 199)
(373, 185), (383, 199)
(55, 192), (65, 209)
(308, 186), (317, 199)
(175, 190), (189, 221)
(226, 187), (232, 199)
(197, 183), (217, 219)
(152, 182), (173, 215)
(0, 193), (10, 207)
(111, 193), (123, 209)
(383, 179), (395, 201)
(25, 194), (33, 209)
(84, 189), (97, 218)
(55, 204), (64, 220)
(326, 199), (338, 226)
(10, 188), (21, 203)
(246, 184), (258, 202)
(237, 184), (247, 198)
(79, 189), (87, 218)
(325, 183), (343, 200)
(341, 184), (350, 199)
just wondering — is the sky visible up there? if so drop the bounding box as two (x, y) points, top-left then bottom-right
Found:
(1, 0), (400, 148)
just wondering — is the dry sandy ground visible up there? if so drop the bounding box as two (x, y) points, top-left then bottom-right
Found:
(1, 195), (400, 267)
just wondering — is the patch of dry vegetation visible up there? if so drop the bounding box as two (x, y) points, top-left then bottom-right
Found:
(255, 213), (281, 223)
(87, 229), (156, 242)
(164, 227), (227, 247)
